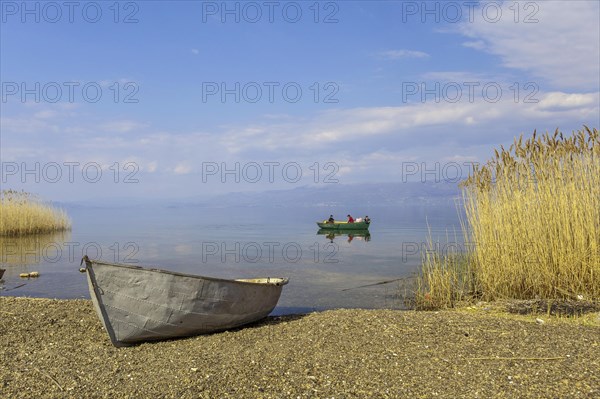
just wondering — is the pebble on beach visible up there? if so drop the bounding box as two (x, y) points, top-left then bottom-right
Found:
(0, 297), (598, 398)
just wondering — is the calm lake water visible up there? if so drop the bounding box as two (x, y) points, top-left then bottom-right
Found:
(0, 204), (463, 314)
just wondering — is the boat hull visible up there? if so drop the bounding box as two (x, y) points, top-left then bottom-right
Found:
(316, 221), (370, 230)
(83, 258), (288, 347)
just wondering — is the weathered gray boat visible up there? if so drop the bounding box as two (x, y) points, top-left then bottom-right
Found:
(81, 256), (288, 347)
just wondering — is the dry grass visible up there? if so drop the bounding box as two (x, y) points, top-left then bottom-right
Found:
(415, 242), (473, 310)
(0, 190), (71, 236)
(416, 127), (600, 309)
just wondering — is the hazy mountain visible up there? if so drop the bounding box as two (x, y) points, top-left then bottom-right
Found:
(171, 182), (461, 208)
(60, 182), (461, 209)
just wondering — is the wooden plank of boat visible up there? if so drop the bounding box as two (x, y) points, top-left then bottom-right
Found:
(81, 256), (288, 347)
(316, 221), (370, 230)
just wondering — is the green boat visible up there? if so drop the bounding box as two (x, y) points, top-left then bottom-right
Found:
(316, 221), (370, 230)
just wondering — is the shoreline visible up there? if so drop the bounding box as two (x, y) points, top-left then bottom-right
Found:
(1, 296), (598, 398)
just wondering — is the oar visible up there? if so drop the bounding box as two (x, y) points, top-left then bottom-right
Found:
(342, 276), (414, 291)
(3, 283), (27, 292)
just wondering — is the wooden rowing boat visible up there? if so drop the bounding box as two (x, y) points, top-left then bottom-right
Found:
(81, 256), (288, 347)
(316, 221), (370, 230)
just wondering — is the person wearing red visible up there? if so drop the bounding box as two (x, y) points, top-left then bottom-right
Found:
(347, 214), (354, 223)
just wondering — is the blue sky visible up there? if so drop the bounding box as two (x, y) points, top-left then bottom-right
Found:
(1, 0), (599, 201)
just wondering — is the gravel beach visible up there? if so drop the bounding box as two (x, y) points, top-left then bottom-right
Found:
(1, 297), (598, 398)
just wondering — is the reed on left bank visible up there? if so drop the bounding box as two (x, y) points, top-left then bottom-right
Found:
(0, 190), (71, 236)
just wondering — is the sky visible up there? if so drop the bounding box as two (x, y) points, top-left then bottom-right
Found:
(1, 0), (599, 201)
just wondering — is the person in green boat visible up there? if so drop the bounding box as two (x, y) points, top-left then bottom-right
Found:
(364, 216), (371, 224)
(327, 215), (335, 223)
(347, 215), (354, 223)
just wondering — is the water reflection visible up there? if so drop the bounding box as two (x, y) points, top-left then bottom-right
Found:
(0, 231), (72, 268)
(317, 229), (371, 243)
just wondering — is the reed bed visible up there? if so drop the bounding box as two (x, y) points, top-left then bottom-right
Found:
(415, 248), (472, 310)
(0, 190), (71, 236)
(416, 127), (600, 309)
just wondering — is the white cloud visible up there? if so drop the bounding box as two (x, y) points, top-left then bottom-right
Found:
(146, 161), (158, 173)
(442, 154), (478, 163)
(215, 89), (598, 153)
(458, 1), (600, 90)
(379, 49), (430, 60)
(33, 110), (57, 119)
(2, 87), (596, 196)
(3, 87), (597, 166)
(535, 92), (598, 111)
(0, 117), (60, 134)
(421, 71), (490, 81)
(1, 103), (81, 133)
(461, 40), (485, 50)
(100, 120), (148, 133)
(191, 49), (199, 55)
(173, 163), (192, 175)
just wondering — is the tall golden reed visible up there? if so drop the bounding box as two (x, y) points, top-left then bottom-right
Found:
(416, 127), (599, 308)
(0, 190), (71, 236)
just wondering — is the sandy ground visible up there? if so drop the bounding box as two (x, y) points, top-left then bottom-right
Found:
(0, 297), (598, 398)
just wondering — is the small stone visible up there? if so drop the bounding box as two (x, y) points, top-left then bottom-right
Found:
(535, 318), (545, 325)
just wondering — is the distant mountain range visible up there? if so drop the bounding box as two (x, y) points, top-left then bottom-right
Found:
(61, 181), (462, 209)
(188, 182), (461, 208)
